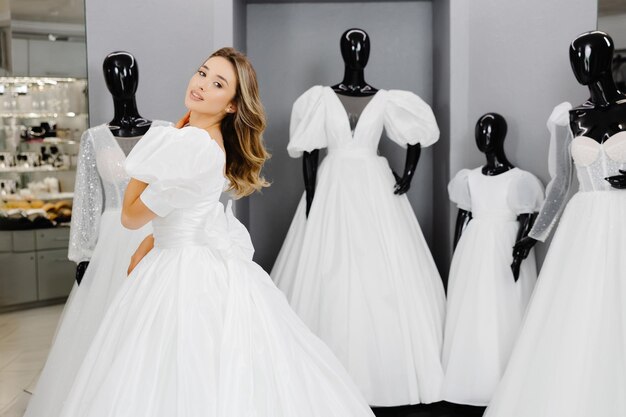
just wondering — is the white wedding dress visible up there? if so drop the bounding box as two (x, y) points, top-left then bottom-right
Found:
(24, 121), (170, 417)
(443, 167), (543, 406)
(485, 102), (626, 416)
(271, 86), (446, 406)
(58, 125), (376, 417)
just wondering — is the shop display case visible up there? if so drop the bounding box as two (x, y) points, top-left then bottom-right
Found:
(0, 76), (86, 309)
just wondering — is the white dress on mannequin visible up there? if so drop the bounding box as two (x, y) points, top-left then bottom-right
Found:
(443, 167), (543, 406)
(57, 125), (376, 417)
(24, 121), (170, 417)
(271, 86), (446, 406)
(485, 102), (626, 416)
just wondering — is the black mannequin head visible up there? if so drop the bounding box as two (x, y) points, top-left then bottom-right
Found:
(475, 113), (507, 153)
(569, 31), (614, 86)
(103, 51), (139, 99)
(340, 28), (370, 70)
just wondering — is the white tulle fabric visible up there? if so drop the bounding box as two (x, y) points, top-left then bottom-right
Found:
(24, 122), (170, 417)
(57, 125), (375, 417)
(485, 104), (626, 417)
(272, 86), (445, 406)
(443, 167), (543, 406)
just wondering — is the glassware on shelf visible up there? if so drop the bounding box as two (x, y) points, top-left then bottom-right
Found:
(16, 151), (41, 168)
(0, 179), (17, 196)
(0, 151), (14, 168)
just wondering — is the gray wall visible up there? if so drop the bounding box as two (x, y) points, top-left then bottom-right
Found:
(598, 13), (626, 49)
(84, 0), (215, 126)
(432, 0), (598, 277)
(246, 1), (434, 271)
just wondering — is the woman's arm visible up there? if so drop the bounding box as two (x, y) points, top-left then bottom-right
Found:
(121, 178), (158, 230)
(127, 234), (155, 275)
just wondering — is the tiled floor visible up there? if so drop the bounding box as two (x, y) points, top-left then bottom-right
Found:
(0, 305), (64, 417)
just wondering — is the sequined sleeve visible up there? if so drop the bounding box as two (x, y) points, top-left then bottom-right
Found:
(528, 102), (573, 242)
(68, 130), (104, 263)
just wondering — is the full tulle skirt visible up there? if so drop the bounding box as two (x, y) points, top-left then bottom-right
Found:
(272, 153), (446, 406)
(442, 217), (536, 406)
(485, 190), (626, 417)
(58, 242), (375, 417)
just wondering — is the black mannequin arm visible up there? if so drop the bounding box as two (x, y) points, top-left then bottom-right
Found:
(393, 144), (421, 195)
(453, 209), (472, 251)
(76, 261), (90, 285)
(511, 213), (538, 282)
(303, 150), (320, 217)
(606, 169), (626, 188)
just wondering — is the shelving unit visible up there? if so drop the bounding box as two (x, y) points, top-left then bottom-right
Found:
(0, 76), (86, 309)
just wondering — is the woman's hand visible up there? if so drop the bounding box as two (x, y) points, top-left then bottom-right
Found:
(127, 234), (155, 276)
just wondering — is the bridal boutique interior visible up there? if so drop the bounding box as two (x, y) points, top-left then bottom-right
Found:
(0, 0), (623, 416)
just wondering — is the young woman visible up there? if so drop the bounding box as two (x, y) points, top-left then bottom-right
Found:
(57, 47), (376, 417)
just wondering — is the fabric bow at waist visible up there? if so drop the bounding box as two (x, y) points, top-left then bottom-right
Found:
(153, 201), (254, 261)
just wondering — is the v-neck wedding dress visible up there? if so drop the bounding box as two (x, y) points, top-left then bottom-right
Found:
(271, 85), (446, 406)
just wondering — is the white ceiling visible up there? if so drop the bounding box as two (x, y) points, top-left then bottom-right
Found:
(599, 0), (626, 17)
(9, 0), (84, 24)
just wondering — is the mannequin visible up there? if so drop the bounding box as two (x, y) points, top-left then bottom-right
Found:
(75, 51), (151, 284)
(273, 28), (444, 412)
(444, 113), (542, 409)
(513, 30), (626, 260)
(453, 113), (535, 281)
(302, 28), (420, 216)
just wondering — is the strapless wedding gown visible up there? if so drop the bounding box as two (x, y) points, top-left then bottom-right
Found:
(485, 102), (626, 416)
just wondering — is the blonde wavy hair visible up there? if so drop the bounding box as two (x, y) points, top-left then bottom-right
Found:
(177, 47), (270, 197)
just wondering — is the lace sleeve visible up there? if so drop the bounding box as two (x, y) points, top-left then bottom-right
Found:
(528, 102), (573, 242)
(68, 130), (104, 263)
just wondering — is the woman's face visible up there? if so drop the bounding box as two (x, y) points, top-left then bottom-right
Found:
(185, 56), (238, 117)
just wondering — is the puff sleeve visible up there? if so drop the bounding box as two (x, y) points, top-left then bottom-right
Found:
(507, 170), (545, 215)
(287, 86), (328, 158)
(528, 102), (574, 242)
(383, 90), (440, 148)
(448, 169), (472, 211)
(124, 126), (224, 218)
(68, 129), (103, 263)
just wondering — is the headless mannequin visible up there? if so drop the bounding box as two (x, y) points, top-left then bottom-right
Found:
(452, 113), (536, 281)
(513, 31), (626, 261)
(75, 51), (152, 285)
(302, 28), (421, 216)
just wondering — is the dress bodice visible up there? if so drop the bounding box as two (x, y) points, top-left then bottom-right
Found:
(449, 167), (544, 222)
(571, 132), (626, 192)
(529, 102), (626, 242)
(68, 121), (170, 263)
(287, 86), (440, 159)
(124, 125), (253, 257)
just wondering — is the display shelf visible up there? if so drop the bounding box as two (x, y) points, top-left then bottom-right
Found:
(1, 192), (73, 201)
(0, 165), (71, 173)
(0, 111), (86, 118)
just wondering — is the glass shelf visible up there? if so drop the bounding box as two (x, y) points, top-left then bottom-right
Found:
(1, 192), (73, 201)
(0, 166), (71, 173)
(0, 112), (86, 118)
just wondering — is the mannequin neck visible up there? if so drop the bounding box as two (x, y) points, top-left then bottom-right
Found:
(342, 67), (366, 89)
(110, 96), (143, 126)
(483, 148), (514, 175)
(587, 73), (623, 107)
(108, 96), (151, 137)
